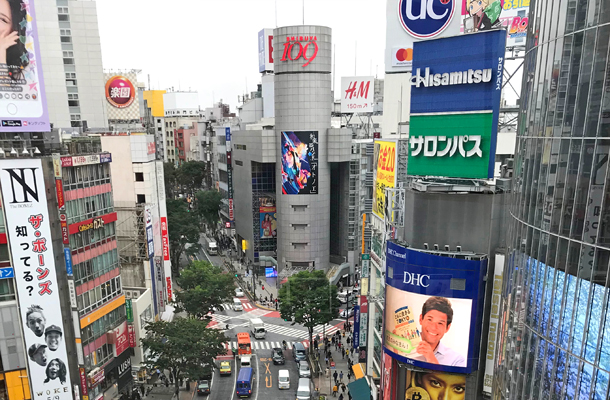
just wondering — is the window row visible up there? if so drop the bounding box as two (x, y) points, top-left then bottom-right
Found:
(73, 248), (119, 286)
(63, 163), (111, 190)
(66, 193), (114, 225)
(76, 275), (122, 318)
(71, 222), (116, 253)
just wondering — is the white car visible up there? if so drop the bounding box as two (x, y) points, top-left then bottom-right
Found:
(297, 361), (311, 378)
(235, 288), (244, 297)
(340, 308), (355, 318)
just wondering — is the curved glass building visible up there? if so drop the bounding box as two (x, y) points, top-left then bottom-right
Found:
(494, 1), (610, 399)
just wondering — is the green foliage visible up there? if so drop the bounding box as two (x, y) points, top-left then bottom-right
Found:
(141, 317), (227, 394)
(278, 270), (341, 350)
(164, 162), (178, 199)
(194, 190), (223, 233)
(166, 199), (200, 273)
(174, 261), (236, 318)
(178, 161), (207, 194)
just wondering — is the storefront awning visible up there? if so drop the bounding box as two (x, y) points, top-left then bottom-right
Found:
(348, 378), (371, 400)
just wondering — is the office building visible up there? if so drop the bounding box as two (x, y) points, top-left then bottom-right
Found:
(494, 1), (610, 399)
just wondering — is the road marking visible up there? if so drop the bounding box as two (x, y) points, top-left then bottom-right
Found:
(265, 375), (272, 388)
(231, 358), (237, 399)
(254, 354), (259, 400)
(264, 363), (271, 374)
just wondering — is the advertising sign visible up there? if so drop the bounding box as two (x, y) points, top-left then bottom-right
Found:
(60, 153), (111, 168)
(55, 180), (65, 210)
(166, 276), (173, 302)
(353, 305), (361, 348)
(113, 321), (129, 357)
(461, 0), (529, 47)
(145, 207), (158, 317)
(105, 76), (136, 109)
(341, 76), (375, 113)
(407, 30), (506, 179)
(79, 367), (89, 400)
(385, 0), (461, 72)
(280, 35), (319, 67)
(60, 218), (69, 245)
(259, 198), (277, 239)
(226, 127), (234, 221)
(258, 28), (274, 73)
(360, 295), (368, 345)
(405, 369), (466, 400)
(382, 354), (393, 400)
(127, 324), (136, 348)
(68, 212), (117, 235)
(161, 217), (170, 261)
(361, 254), (370, 278)
(265, 267), (278, 278)
(281, 131), (318, 195)
(63, 248), (73, 276)
(384, 241), (486, 374)
(372, 140), (396, 219)
(483, 253), (504, 394)
(125, 299), (133, 322)
(0, 159), (73, 399)
(0, 0), (50, 132)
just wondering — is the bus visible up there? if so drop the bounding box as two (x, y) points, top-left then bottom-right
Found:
(237, 332), (252, 355)
(236, 367), (254, 397)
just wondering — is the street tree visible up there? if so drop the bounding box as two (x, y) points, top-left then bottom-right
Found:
(164, 162), (178, 199)
(141, 317), (226, 397)
(278, 270), (341, 352)
(178, 161), (207, 194)
(194, 190), (223, 234)
(166, 199), (200, 274)
(174, 261), (236, 318)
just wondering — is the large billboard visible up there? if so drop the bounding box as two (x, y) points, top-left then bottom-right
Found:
(385, 0), (462, 73)
(461, 0), (529, 47)
(259, 197), (277, 239)
(407, 30), (506, 179)
(281, 131), (318, 195)
(341, 76), (374, 113)
(405, 369), (467, 400)
(104, 72), (139, 122)
(0, 0), (49, 132)
(384, 242), (486, 374)
(372, 140), (396, 219)
(0, 159), (73, 399)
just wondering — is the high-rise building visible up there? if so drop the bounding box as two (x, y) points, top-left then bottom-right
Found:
(494, 1), (610, 399)
(36, 0), (107, 130)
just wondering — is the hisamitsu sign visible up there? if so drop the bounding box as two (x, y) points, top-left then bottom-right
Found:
(407, 30), (506, 179)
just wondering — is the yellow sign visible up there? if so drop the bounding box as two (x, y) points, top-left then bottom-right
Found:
(372, 140), (397, 219)
(80, 295), (125, 328)
(242, 239), (248, 251)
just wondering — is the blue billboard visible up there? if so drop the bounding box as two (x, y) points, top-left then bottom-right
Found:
(383, 242), (487, 374)
(353, 305), (361, 349)
(408, 30), (506, 179)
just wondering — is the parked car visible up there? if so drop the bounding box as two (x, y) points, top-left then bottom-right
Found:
(297, 361), (311, 378)
(197, 380), (210, 396)
(340, 308), (355, 318)
(272, 347), (285, 365)
(219, 361), (232, 375)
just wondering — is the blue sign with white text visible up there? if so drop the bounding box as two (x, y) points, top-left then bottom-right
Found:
(63, 248), (73, 276)
(0, 267), (14, 279)
(225, 127), (231, 142)
(353, 305), (360, 349)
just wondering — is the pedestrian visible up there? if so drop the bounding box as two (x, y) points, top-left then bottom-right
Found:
(346, 348), (349, 359)
(339, 393), (344, 400)
(348, 392), (352, 400)
(341, 383), (347, 393)
(332, 336), (336, 345)
(326, 367), (330, 377)
(270, 293), (273, 301)
(339, 370), (344, 382)
(314, 387), (320, 399)
(326, 355), (329, 365)
(333, 384), (338, 397)
(342, 349), (345, 359)
(347, 336), (351, 345)
(333, 370), (338, 384)
(348, 369), (353, 381)
(350, 347), (354, 356)
(338, 341), (342, 351)
(275, 301), (278, 310)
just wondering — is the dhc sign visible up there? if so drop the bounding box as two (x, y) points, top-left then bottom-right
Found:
(399, 0), (456, 39)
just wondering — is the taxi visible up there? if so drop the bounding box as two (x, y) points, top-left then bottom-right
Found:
(219, 361), (232, 375)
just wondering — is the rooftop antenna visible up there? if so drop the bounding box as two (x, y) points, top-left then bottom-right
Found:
(275, 0), (278, 27)
(332, 44), (336, 96)
(355, 42), (357, 75)
(302, 0), (305, 25)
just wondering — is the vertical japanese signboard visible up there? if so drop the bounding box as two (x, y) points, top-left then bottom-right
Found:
(226, 128), (234, 221)
(145, 206), (158, 317)
(0, 159), (73, 400)
(372, 140), (397, 219)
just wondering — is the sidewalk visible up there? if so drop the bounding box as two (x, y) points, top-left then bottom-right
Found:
(313, 330), (359, 399)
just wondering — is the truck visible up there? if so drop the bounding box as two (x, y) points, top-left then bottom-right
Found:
(249, 318), (266, 339)
(207, 241), (218, 255)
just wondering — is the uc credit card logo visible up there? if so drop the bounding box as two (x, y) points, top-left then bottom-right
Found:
(398, 0), (456, 39)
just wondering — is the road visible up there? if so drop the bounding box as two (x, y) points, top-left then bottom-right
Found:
(188, 236), (347, 399)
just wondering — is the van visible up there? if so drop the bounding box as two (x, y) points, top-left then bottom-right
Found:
(208, 241), (218, 255)
(236, 367), (254, 398)
(296, 377), (312, 400)
(278, 369), (290, 389)
(233, 298), (243, 311)
(292, 342), (306, 362)
(240, 355), (251, 367)
(250, 318), (265, 339)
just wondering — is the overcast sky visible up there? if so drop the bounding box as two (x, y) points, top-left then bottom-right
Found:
(95, 0), (386, 112)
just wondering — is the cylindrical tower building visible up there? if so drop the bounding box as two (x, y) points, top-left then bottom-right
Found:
(274, 26), (332, 272)
(495, 1), (610, 399)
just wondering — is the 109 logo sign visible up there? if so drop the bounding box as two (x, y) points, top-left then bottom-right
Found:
(399, 0), (455, 39)
(281, 36), (318, 67)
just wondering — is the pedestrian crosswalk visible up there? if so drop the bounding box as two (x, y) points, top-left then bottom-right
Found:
(219, 302), (254, 310)
(222, 340), (312, 351)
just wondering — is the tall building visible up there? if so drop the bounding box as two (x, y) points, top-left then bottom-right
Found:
(36, 0), (107, 130)
(161, 92), (203, 164)
(494, 1), (610, 399)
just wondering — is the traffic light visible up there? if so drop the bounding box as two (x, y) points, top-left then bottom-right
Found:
(235, 273), (238, 278)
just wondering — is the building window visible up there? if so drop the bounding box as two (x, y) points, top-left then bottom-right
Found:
(67, 93), (79, 107)
(63, 58), (74, 65)
(235, 160), (243, 166)
(137, 194), (146, 204)
(70, 114), (81, 121)
(60, 29), (71, 36)
(58, 14), (69, 21)
(60, 36), (71, 43)
(62, 50), (74, 58)
(135, 172), (144, 182)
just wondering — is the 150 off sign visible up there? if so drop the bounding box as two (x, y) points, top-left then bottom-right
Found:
(280, 35), (318, 67)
